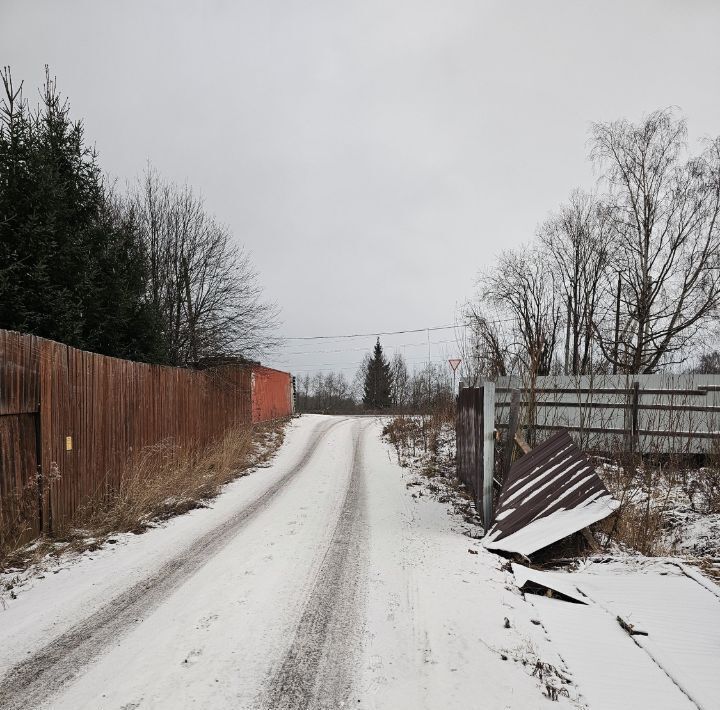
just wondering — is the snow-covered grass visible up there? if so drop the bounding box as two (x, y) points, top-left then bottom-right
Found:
(596, 457), (720, 581)
(380, 415), (585, 705)
(381, 415), (720, 707)
(0, 419), (288, 584)
(368, 417), (585, 708)
(382, 414), (482, 530)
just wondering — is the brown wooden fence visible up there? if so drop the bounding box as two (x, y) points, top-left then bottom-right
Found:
(0, 329), (292, 537)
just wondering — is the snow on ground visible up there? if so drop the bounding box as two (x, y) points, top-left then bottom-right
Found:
(659, 473), (720, 582)
(0, 415), (328, 670)
(0, 415), (579, 709)
(360, 418), (580, 708)
(523, 559), (720, 710)
(1, 414), (718, 709)
(387, 415), (720, 710)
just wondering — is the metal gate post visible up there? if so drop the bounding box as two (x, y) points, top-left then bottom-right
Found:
(482, 382), (495, 531)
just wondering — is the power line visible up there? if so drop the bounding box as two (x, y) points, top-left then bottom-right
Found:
(282, 323), (466, 341)
(275, 337), (458, 356)
(273, 355), (455, 369)
(281, 316), (516, 342)
(288, 357), (452, 373)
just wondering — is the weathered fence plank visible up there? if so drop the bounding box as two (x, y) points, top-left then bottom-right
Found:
(501, 389), (521, 483)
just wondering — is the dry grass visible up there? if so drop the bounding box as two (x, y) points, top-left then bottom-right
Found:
(0, 419), (288, 571)
(594, 449), (720, 557)
(382, 405), (455, 467)
(593, 453), (669, 556)
(0, 478), (41, 569)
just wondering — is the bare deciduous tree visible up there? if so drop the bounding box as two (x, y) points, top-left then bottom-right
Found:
(128, 167), (279, 365)
(694, 350), (720, 374)
(406, 362), (453, 411)
(591, 110), (720, 373)
(298, 371), (356, 413)
(474, 246), (562, 379)
(459, 306), (516, 383)
(538, 189), (614, 375)
(390, 352), (410, 408)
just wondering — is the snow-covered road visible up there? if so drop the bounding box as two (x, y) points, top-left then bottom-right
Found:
(5, 414), (715, 709)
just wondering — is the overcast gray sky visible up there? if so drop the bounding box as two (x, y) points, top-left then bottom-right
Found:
(3, 0), (720, 377)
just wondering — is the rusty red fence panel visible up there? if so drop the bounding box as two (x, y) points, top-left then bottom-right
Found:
(250, 366), (293, 423)
(0, 329), (293, 537)
(0, 331), (42, 539)
(0, 413), (39, 541)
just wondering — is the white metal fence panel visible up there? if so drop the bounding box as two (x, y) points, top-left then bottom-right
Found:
(494, 374), (720, 454)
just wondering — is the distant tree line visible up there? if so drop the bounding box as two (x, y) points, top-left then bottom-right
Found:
(296, 339), (454, 414)
(295, 371), (357, 414)
(0, 67), (277, 365)
(463, 109), (720, 382)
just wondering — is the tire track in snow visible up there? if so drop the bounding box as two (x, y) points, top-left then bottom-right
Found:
(0, 418), (345, 710)
(263, 419), (368, 710)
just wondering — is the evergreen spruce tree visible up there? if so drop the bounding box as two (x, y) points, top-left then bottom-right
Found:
(0, 67), (162, 360)
(362, 338), (393, 409)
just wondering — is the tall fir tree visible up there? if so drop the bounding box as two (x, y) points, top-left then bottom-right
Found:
(0, 67), (163, 360)
(362, 338), (393, 409)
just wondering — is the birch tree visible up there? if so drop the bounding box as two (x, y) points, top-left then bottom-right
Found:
(591, 110), (720, 373)
(539, 189), (614, 375)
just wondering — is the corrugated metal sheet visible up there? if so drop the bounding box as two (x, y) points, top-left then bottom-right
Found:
(0, 332), (42, 539)
(37, 341), (256, 531)
(0, 413), (39, 540)
(483, 429), (618, 556)
(456, 386), (484, 513)
(523, 561), (720, 710)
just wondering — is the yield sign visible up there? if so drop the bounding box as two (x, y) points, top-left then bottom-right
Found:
(448, 358), (461, 372)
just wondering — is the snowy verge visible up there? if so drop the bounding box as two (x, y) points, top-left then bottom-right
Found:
(0, 418), (290, 603)
(0, 415), (325, 676)
(379, 415), (720, 709)
(375, 417), (584, 707)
